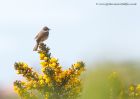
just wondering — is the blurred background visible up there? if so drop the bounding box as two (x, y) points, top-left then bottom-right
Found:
(0, 0), (140, 98)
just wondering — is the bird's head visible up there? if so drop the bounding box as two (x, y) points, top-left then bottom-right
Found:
(43, 26), (50, 31)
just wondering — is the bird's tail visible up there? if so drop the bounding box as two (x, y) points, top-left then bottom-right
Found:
(33, 43), (39, 51)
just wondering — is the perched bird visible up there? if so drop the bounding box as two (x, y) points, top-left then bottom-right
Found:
(33, 26), (50, 51)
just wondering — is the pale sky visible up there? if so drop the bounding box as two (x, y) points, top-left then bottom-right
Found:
(0, 0), (140, 87)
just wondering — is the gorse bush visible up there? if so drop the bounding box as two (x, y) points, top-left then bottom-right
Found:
(81, 63), (140, 99)
(13, 43), (85, 99)
(108, 72), (140, 99)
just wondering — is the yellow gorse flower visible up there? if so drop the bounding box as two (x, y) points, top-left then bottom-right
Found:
(136, 84), (140, 91)
(13, 43), (85, 99)
(129, 85), (135, 92)
(128, 84), (140, 97)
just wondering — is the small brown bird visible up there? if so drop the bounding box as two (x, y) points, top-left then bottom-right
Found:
(33, 26), (50, 51)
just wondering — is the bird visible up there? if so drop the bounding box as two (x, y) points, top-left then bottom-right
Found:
(33, 26), (50, 51)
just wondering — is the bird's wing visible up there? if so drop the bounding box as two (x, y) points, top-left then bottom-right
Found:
(35, 32), (40, 39)
(35, 31), (46, 41)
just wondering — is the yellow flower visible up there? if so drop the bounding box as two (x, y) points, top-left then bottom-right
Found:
(59, 72), (66, 78)
(135, 93), (139, 96)
(39, 80), (45, 85)
(39, 75), (43, 80)
(23, 63), (28, 68)
(40, 53), (45, 60)
(136, 84), (140, 91)
(74, 63), (80, 68)
(33, 83), (37, 88)
(50, 62), (57, 67)
(50, 58), (58, 63)
(16, 71), (20, 74)
(41, 68), (46, 72)
(26, 86), (31, 90)
(45, 78), (50, 83)
(26, 81), (33, 88)
(14, 86), (18, 91)
(129, 85), (135, 92)
(43, 75), (48, 79)
(73, 78), (79, 83)
(55, 77), (61, 83)
(45, 93), (49, 99)
(40, 62), (48, 67)
(44, 57), (48, 61)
